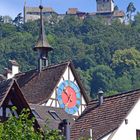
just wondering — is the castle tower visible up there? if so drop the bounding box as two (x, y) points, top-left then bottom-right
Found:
(33, 5), (53, 72)
(96, 0), (114, 13)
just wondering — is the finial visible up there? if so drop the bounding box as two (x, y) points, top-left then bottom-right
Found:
(24, 0), (26, 7)
(34, 3), (53, 71)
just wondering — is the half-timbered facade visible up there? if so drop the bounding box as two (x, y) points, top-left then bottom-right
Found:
(15, 61), (89, 116)
(0, 79), (32, 121)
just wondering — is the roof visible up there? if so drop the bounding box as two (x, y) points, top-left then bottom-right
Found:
(15, 61), (89, 104)
(30, 104), (75, 130)
(0, 74), (6, 82)
(0, 79), (13, 105)
(71, 89), (140, 140)
(113, 10), (125, 17)
(15, 61), (69, 104)
(25, 7), (55, 13)
(66, 8), (78, 15)
(9, 60), (19, 66)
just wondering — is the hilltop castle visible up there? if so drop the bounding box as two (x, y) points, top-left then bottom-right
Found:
(24, 0), (125, 23)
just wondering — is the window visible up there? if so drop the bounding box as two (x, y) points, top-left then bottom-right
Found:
(6, 108), (12, 117)
(48, 110), (61, 121)
(32, 109), (42, 119)
(0, 107), (3, 116)
(136, 130), (140, 140)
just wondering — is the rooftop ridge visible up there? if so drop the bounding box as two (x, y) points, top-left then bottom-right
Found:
(15, 60), (71, 77)
(89, 88), (140, 104)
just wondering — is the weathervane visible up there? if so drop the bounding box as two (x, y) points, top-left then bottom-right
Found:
(24, 0), (26, 6)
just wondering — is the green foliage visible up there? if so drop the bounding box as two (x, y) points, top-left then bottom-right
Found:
(44, 127), (64, 140)
(0, 107), (64, 140)
(0, 108), (42, 140)
(112, 48), (140, 75)
(1, 13), (140, 98)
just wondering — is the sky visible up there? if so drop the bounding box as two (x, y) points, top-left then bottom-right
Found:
(0, 0), (140, 19)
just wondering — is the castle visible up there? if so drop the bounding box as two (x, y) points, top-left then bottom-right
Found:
(24, 0), (125, 23)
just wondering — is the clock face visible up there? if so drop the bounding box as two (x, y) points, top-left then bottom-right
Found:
(57, 80), (81, 114)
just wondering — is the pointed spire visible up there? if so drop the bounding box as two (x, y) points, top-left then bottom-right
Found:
(24, 0), (26, 7)
(34, 5), (53, 51)
(34, 5), (53, 71)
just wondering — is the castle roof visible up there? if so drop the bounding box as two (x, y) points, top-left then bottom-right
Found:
(25, 6), (55, 13)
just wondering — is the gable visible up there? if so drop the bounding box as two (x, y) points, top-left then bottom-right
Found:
(110, 98), (140, 140)
(16, 62), (69, 104)
(43, 63), (88, 116)
(0, 79), (32, 121)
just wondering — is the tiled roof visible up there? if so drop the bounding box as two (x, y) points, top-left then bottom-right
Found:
(66, 8), (78, 15)
(30, 104), (75, 130)
(0, 74), (6, 82)
(0, 79), (13, 105)
(71, 89), (140, 140)
(15, 61), (69, 104)
(15, 61), (89, 105)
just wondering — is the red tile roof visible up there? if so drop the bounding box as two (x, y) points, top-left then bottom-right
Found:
(113, 10), (125, 17)
(66, 8), (78, 15)
(71, 89), (140, 140)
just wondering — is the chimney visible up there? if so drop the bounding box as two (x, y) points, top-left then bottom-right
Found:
(4, 60), (19, 79)
(59, 119), (70, 140)
(98, 89), (104, 106)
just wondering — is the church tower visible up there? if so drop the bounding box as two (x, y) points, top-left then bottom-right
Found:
(96, 0), (114, 13)
(33, 5), (53, 72)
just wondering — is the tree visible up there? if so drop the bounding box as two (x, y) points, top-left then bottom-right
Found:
(112, 48), (140, 75)
(13, 13), (23, 28)
(0, 108), (64, 140)
(90, 65), (115, 97)
(126, 2), (136, 23)
(114, 5), (119, 11)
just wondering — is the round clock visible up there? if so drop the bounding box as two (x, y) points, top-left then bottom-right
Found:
(57, 80), (81, 114)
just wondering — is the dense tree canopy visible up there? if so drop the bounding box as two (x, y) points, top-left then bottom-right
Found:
(0, 13), (140, 98)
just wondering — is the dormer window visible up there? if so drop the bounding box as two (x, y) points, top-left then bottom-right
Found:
(32, 109), (42, 119)
(48, 110), (61, 121)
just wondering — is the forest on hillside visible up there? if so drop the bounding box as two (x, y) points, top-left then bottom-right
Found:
(0, 11), (140, 98)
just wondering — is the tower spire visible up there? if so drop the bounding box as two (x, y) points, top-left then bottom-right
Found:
(34, 5), (53, 72)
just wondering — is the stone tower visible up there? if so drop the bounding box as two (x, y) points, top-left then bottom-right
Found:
(96, 0), (114, 13)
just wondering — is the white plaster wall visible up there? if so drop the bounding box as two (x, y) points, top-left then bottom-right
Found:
(43, 66), (87, 116)
(12, 65), (19, 75)
(110, 0), (114, 12)
(101, 133), (112, 140)
(7, 65), (19, 79)
(7, 73), (13, 79)
(110, 99), (140, 140)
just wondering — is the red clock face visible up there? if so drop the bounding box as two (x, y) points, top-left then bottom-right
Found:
(62, 86), (77, 108)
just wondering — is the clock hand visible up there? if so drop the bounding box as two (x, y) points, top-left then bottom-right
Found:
(63, 88), (69, 97)
(66, 94), (73, 107)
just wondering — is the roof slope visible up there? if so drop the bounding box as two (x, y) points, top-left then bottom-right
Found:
(0, 79), (14, 105)
(15, 61), (69, 104)
(15, 61), (89, 104)
(0, 74), (6, 82)
(30, 104), (75, 130)
(71, 89), (140, 140)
